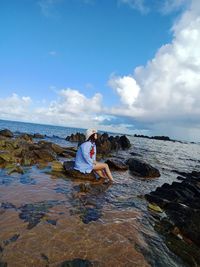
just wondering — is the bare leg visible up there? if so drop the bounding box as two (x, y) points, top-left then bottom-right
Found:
(93, 162), (114, 182)
(94, 170), (107, 179)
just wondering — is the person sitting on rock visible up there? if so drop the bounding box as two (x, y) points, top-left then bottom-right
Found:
(74, 128), (114, 182)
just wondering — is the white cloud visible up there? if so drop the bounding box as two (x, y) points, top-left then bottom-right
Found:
(161, 0), (190, 14)
(0, 94), (32, 120)
(107, 0), (200, 140)
(118, 0), (149, 14)
(108, 75), (140, 107)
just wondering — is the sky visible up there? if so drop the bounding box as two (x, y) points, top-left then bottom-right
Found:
(0, 0), (200, 141)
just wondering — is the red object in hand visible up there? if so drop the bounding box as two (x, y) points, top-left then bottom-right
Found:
(90, 146), (95, 158)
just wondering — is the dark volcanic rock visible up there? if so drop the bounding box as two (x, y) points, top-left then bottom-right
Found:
(119, 135), (131, 149)
(0, 129), (13, 138)
(66, 133), (86, 143)
(33, 133), (44, 138)
(126, 158), (160, 178)
(105, 159), (128, 171)
(145, 171), (200, 266)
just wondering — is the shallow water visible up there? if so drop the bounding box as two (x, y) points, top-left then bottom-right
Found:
(0, 120), (200, 266)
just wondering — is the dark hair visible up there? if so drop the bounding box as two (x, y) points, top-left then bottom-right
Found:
(87, 133), (97, 143)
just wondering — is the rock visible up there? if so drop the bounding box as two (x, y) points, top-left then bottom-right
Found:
(146, 170), (200, 266)
(0, 129), (13, 138)
(6, 164), (24, 175)
(148, 203), (163, 213)
(66, 133), (86, 143)
(105, 159), (128, 171)
(0, 152), (15, 164)
(119, 135), (131, 149)
(126, 158), (160, 178)
(63, 161), (97, 181)
(51, 161), (64, 172)
(33, 133), (44, 138)
(34, 149), (56, 162)
(18, 133), (33, 142)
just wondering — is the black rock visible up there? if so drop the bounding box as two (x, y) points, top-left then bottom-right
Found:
(126, 158), (160, 178)
(0, 129), (13, 138)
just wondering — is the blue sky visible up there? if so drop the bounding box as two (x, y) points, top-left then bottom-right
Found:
(1, 0), (200, 141)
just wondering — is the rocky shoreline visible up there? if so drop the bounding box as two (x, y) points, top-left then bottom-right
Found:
(145, 171), (200, 266)
(1, 128), (199, 266)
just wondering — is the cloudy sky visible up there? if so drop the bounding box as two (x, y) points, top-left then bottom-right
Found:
(0, 0), (200, 141)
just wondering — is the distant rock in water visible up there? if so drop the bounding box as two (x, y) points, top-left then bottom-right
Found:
(134, 134), (172, 142)
(0, 129), (14, 138)
(126, 158), (160, 178)
(66, 132), (131, 156)
(66, 132), (86, 143)
(145, 171), (200, 266)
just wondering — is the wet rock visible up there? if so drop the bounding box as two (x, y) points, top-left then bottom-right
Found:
(66, 133), (86, 143)
(146, 170), (200, 266)
(34, 149), (56, 162)
(0, 152), (15, 164)
(119, 135), (131, 149)
(105, 158), (128, 171)
(7, 164), (24, 175)
(51, 161), (64, 172)
(33, 133), (44, 138)
(18, 133), (33, 142)
(126, 158), (160, 178)
(63, 161), (97, 181)
(60, 258), (93, 267)
(0, 129), (13, 138)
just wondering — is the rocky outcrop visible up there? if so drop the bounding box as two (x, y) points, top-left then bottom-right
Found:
(0, 129), (14, 138)
(0, 135), (77, 171)
(126, 158), (160, 178)
(105, 159), (128, 171)
(66, 132), (86, 143)
(66, 132), (131, 157)
(134, 134), (172, 142)
(145, 171), (200, 266)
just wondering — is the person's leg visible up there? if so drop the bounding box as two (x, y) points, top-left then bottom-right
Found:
(94, 170), (107, 179)
(93, 162), (114, 182)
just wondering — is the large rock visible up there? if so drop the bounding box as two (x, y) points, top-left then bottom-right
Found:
(126, 158), (160, 178)
(0, 129), (14, 138)
(66, 133), (85, 143)
(63, 161), (98, 181)
(105, 158), (128, 171)
(119, 135), (131, 149)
